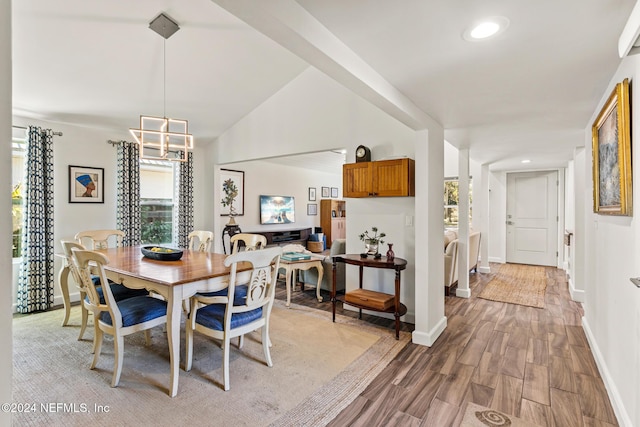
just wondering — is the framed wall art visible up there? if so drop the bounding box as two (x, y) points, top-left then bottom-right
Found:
(331, 187), (339, 198)
(308, 187), (316, 201)
(69, 165), (104, 203)
(220, 169), (245, 216)
(321, 187), (330, 198)
(592, 78), (632, 216)
(307, 203), (317, 216)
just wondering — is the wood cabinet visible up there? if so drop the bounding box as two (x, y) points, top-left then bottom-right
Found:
(320, 199), (345, 248)
(343, 158), (415, 198)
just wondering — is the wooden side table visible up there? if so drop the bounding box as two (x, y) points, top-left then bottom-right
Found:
(331, 254), (407, 339)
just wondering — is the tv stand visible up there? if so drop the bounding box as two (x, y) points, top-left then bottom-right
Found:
(249, 227), (312, 247)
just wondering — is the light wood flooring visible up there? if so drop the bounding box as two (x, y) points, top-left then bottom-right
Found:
(275, 264), (618, 427)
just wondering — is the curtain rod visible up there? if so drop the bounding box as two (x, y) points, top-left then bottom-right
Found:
(13, 125), (63, 137)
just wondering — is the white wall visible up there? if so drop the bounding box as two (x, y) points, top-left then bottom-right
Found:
(1, 0), (13, 424)
(580, 54), (640, 427)
(213, 67), (423, 324)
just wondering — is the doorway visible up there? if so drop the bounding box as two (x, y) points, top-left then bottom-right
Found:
(506, 171), (558, 266)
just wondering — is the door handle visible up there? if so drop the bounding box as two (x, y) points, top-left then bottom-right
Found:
(506, 221), (514, 225)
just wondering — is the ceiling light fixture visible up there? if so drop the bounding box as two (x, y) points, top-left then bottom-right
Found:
(129, 12), (193, 162)
(521, 159), (531, 164)
(463, 16), (510, 41)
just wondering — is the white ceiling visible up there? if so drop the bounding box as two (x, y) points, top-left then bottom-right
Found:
(11, 0), (636, 172)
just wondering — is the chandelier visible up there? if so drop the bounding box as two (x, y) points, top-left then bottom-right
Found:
(129, 12), (193, 162)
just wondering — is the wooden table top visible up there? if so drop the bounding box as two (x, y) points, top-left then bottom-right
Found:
(333, 254), (407, 270)
(95, 245), (250, 286)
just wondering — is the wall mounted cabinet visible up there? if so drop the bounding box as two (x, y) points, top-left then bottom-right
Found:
(342, 158), (415, 198)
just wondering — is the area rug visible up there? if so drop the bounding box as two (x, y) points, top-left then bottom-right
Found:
(12, 299), (409, 426)
(477, 263), (547, 308)
(460, 402), (540, 427)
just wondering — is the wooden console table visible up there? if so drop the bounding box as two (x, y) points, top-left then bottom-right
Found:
(331, 254), (407, 339)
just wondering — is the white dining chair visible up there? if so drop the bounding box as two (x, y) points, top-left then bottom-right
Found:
(73, 248), (168, 388)
(188, 230), (214, 252)
(185, 246), (282, 391)
(61, 240), (148, 350)
(75, 229), (125, 250)
(230, 233), (267, 253)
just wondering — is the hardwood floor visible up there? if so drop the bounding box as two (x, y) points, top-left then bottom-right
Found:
(275, 264), (619, 427)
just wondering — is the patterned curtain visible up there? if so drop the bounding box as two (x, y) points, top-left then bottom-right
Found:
(175, 151), (194, 248)
(17, 127), (55, 313)
(116, 141), (141, 246)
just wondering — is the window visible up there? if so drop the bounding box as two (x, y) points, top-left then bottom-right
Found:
(12, 139), (25, 258)
(140, 160), (175, 245)
(444, 177), (472, 228)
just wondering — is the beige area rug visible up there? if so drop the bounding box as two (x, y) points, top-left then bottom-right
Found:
(477, 263), (547, 308)
(460, 402), (540, 427)
(12, 299), (409, 427)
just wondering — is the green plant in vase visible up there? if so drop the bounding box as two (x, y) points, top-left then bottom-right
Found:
(359, 226), (386, 256)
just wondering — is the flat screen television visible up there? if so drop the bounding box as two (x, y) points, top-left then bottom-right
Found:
(260, 195), (295, 225)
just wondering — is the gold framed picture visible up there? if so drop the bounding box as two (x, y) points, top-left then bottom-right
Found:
(592, 78), (632, 216)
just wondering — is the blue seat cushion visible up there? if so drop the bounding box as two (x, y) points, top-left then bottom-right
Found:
(194, 303), (262, 331)
(86, 282), (149, 305)
(99, 296), (167, 327)
(196, 285), (248, 306)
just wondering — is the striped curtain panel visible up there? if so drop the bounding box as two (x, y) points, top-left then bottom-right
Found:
(175, 151), (194, 248)
(17, 127), (54, 313)
(116, 141), (141, 246)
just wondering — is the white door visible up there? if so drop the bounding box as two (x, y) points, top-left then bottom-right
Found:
(506, 171), (558, 266)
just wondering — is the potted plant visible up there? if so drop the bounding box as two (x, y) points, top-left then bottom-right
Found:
(359, 226), (386, 255)
(221, 178), (239, 225)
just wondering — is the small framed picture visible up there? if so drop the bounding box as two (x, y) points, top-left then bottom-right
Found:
(331, 187), (339, 198)
(308, 187), (316, 201)
(307, 203), (317, 215)
(321, 187), (330, 198)
(69, 165), (104, 203)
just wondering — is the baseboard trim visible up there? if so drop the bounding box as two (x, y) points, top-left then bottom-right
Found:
(456, 287), (471, 298)
(13, 292), (80, 314)
(488, 256), (503, 263)
(412, 315), (447, 347)
(582, 317), (632, 427)
(478, 266), (491, 274)
(568, 278), (585, 303)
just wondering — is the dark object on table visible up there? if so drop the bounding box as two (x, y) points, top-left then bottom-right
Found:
(141, 246), (184, 261)
(360, 253), (368, 258)
(374, 253), (382, 259)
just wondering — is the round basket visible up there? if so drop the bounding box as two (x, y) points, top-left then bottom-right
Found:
(307, 241), (324, 253)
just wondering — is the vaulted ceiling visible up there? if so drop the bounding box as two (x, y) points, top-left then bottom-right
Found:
(12, 0), (635, 171)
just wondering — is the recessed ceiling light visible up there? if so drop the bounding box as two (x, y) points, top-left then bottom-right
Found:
(521, 159), (531, 164)
(463, 16), (510, 41)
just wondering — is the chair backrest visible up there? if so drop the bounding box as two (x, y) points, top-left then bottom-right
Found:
(72, 248), (124, 328)
(224, 246), (282, 315)
(61, 240), (87, 292)
(230, 233), (267, 253)
(75, 229), (125, 250)
(188, 230), (214, 252)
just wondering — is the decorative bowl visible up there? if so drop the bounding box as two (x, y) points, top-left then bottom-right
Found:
(141, 246), (184, 261)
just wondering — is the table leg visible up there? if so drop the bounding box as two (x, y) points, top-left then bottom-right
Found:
(167, 287), (182, 397)
(285, 265), (292, 307)
(58, 264), (71, 326)
(315, 262), (323, 302)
